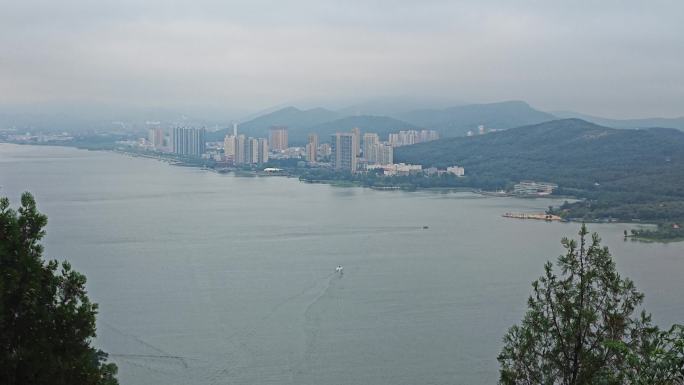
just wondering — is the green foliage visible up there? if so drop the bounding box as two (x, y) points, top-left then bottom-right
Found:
(396, 119), (684, 225)
(0, 193), (118, 385)
(299, 168), (508, 191)
(498, 225), (684, 384)
(629, 225), (684, 241)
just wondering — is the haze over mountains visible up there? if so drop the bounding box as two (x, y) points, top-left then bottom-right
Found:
(3, 100), (684, 143)
(206, 100), (684, 144)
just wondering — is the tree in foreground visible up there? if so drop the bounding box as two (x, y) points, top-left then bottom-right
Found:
(0, 193), (118, 385)
(498, 224), (684, 385)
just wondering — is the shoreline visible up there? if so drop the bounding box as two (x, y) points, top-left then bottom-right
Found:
(2, 141), (679, 242)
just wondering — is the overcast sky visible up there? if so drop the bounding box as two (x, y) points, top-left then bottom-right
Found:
(1, 0), (683, 119)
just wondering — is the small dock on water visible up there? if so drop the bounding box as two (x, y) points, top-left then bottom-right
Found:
(502, 212), (563, 222)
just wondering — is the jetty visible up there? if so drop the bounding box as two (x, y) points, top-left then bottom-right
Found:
(502, 212), (563, 222)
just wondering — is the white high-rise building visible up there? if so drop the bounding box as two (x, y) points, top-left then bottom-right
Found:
(363, 133), (380, 162)
(224, 135), (236, 160)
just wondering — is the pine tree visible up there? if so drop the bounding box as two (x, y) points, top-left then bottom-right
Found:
(0, 192), (118, 385)
(498, 224), (683, 385)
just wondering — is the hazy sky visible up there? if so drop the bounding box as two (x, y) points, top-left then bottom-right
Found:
(2, 0), (683, 119)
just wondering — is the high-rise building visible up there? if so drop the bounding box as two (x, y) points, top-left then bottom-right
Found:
(362, 133), (380, 162)
(331, 133), (357, 173)
(388, 129), (438, 147)
(172, 127), (206, 157)
(148, 127), (165, 148)
(319, 143), (332, 157)
(248, 138), (259, 164)
(224, 135), (236, 161)
(232, 135), (268, 165)
(269, 126), (288, 151)
(234, 134), (246, 164)
(306, 133), (319, 163)
(351, 127), (361, 159)
(257, 138), (269, 164)
(376, 144), (393, 165)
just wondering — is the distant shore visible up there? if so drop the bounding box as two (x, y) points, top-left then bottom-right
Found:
(3, 141), (680, 243)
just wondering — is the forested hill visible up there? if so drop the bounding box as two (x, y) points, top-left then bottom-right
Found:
(394, 118), (684, 198)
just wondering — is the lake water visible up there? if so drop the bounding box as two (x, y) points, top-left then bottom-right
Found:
(1, 143), (683, 385)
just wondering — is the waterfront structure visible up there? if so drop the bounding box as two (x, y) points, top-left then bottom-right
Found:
(513, 181), (558, 196)
(447, 166), (465, 176)
(306, 133), (319, 163)
(269, 126), (288, 151)
(172, 127), (206, 157)
(367, 163), (422, 176)
(331, 133), (357, 172)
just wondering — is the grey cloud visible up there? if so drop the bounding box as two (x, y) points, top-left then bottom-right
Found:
(1, 0), (683, 118)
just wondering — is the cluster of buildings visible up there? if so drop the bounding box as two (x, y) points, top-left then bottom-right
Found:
(324, 127), (463, 178)
(141, 123), (464, 179)
(145, 125), (206, 158)
(325, 128), (394, 173)
(513, 181), (558, 196)
(388, 129), (439, 147)
(223, 124), (269, 165)
(172, 127), (206, 157)
(466, 125), (504, 137)
(362, 133), (394, 165)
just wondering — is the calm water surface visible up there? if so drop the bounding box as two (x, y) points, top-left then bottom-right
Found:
(1, 143), (683, 385)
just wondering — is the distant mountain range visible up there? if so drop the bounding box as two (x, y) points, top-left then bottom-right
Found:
(207, 108), (417, 144)
(3, 100), (684, 143)
(208, 100), (555, 143)
(214, 100), (684, 144)
(395, 100), (557, 136)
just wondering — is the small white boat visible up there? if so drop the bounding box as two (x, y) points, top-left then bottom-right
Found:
(335, 265), (344, 273)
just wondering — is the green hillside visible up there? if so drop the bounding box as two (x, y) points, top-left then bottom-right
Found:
(394, 119), (684, 224)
